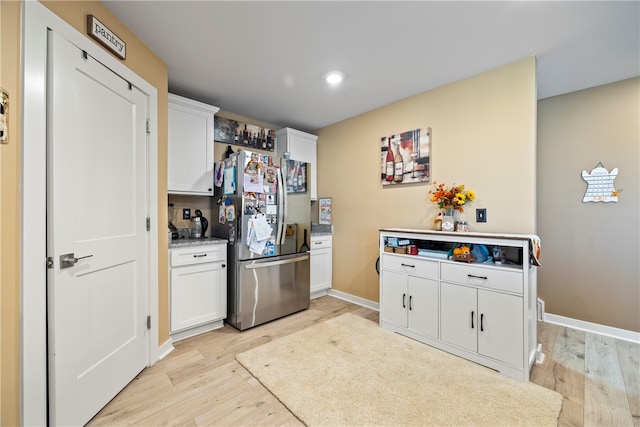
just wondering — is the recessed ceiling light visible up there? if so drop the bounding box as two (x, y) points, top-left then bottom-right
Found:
(325, 71), (344, 85)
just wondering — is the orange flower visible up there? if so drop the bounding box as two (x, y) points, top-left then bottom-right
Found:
(428, 181), (476, 212)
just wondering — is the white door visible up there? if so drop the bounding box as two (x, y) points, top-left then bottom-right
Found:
(440, 282), (478, 352)
(477, 290), (523, 367)
(47, 31), (149, 426)
(380, 270), (408, 328)
(407, 276), (439, 339)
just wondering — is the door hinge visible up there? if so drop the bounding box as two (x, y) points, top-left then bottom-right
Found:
(146, 315), (151, 330)
(146, 217), (151, 231)
(146, 119), (151, 134)
(46, 257), (54, 269)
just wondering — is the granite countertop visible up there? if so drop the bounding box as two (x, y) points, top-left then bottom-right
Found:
(169, 236), (227, 249)
(311, 224), (333, 235)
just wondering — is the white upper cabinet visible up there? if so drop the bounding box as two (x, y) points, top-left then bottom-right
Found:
(168, 94), (220, 196)
(276, 127), (318, 200)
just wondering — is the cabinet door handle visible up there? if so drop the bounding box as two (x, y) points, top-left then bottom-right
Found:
(409, 295), (413, 311)
(402, 293), (406, 308)
(480, 313), (484, 332)
(468, 274), (487, 280)
(193, 254), (208, 258)
(471, 311), (475, 329)
(401, 263), (415, 268)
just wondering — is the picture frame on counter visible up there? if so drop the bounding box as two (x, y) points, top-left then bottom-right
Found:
(214, 116), (275, 152)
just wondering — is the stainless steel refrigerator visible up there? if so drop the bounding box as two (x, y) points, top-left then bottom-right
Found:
(212, 150), (311, 330)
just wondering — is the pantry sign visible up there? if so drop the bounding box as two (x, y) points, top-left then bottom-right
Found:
(87, 15), (126, 60)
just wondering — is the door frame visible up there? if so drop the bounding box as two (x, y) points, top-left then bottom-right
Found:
(22, 2), (160, 425)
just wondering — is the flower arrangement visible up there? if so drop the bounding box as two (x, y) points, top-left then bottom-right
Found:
(429, 181), (476, 213)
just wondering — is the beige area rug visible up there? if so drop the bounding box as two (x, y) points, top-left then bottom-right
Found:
(236, 313), (563, 426)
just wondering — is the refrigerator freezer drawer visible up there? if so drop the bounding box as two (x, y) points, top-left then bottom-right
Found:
(228, 254), (310, 330)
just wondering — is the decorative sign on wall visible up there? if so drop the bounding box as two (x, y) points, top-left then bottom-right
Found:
(581, 162), (620, 203)
(214, 116), (275, 152)
(87, 15), (126, 60)
(380, 127), (430, 186)
(319, 198), (332, 225)
(0, 88), (8, 144)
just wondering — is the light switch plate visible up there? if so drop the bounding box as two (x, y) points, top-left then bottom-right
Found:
(183, 208), (191, 220)
(476, 208), (487, 223)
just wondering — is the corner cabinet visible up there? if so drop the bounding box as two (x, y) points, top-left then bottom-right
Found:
(379, 228), (539, 382)
(168, 94), (220, 196)
(310, 234), (332, 298)
(275, 128), (318, 200)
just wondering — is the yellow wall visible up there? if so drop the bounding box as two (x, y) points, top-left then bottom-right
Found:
(1, 1), (22, 425)
(537, 78), (640, 332)
(1, 1), (168, 423)
(316, 58), (537, 302)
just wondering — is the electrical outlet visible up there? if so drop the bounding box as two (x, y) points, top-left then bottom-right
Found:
(183, 208), (191, 220)
(476, 208), (487, 223)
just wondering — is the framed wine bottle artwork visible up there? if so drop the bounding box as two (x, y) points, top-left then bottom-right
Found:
(214, 116), (275, 152)
(284, 159), (307, 194)
(380, 127), (431, 186)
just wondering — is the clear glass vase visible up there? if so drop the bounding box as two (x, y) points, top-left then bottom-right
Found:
(441, 207), (456, 232)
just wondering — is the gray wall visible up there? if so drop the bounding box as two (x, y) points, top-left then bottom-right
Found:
(537, 77), (639, 333)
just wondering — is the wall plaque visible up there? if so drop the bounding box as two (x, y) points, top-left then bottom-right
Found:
(581, 162), (620, 203)
(87, 15), (126, 60)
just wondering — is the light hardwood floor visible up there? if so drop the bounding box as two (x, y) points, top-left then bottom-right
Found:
(89, 296), (639, 426)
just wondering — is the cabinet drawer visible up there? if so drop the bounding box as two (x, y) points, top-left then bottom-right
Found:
(171, 245), (225, 267)
(381, 254), (438, 279)
(441, 262), (523, 294)
(310, 235), (332, 249)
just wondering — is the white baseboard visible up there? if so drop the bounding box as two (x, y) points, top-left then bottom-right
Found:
(328, 289), (379, 312)
(311, 288), (330, 300)
(545, 313), (640, 344)
(170, 320), (225, 343)
(156, 338), (175, 363)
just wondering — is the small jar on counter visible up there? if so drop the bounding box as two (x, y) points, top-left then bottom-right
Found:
(456, 221), (469, 232)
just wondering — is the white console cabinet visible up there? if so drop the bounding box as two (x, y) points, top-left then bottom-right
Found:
(275, 128), (318, 200)
(379, 228), (539, 381)
(168, 94), (220, 196)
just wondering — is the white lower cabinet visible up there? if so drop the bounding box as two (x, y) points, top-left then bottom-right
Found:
(310, 234), (332, 298)
(170, 244), (227, 341)
(440, 282), (523, 367)
(380, 258), (439, 339)
(379, 229), (538, 382)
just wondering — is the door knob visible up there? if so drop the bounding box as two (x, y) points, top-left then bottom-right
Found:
(60, 253), (93, 269)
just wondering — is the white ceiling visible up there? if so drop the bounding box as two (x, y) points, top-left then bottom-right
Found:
(103, 1), (639, 133)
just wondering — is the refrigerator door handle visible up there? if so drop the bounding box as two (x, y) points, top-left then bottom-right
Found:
(276, 165), (287, 245)
(244, 255), (310, 269)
